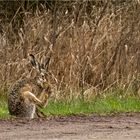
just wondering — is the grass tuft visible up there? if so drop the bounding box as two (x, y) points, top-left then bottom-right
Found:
(0, 100), (9, 119)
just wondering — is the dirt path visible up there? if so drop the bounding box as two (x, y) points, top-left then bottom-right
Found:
(0, 113), (140, 140)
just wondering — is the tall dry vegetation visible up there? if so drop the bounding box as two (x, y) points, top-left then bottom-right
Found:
(0, 1), (140, 100)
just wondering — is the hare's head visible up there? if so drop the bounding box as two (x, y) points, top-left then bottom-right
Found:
(29, 54), (50, 88)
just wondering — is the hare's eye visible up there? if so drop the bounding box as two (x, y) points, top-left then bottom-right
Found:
(41, 74), (46, 80)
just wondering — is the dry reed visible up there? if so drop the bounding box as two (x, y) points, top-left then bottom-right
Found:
(0, 1), (139, 100)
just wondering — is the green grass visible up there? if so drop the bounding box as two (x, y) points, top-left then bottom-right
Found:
(1, 95), (140, 118)
(0, 100), (9, 119)
(41, 96), (140, 116)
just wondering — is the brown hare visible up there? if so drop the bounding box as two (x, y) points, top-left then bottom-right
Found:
(8, 54), (51, 119)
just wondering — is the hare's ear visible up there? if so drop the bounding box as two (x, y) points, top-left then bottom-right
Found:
(29, 54), (41, 71)
(44, 56), (50, 70)
(40, 55), (50, 71)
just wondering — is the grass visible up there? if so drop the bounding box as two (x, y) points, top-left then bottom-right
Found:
(0, 100), (9, 119)
(42, 95), (140, 116)
(1, 95), (140, 118)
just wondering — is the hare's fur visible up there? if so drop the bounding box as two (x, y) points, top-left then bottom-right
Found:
(8, 54), (51, 119)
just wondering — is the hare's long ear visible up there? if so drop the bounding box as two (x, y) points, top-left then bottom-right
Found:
(40, 55), (51, 71)
(44, 56), (50, 70)
(29, 54), (41, 71)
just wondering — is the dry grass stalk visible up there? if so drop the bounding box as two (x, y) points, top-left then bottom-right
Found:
(0, 1), (139, 100)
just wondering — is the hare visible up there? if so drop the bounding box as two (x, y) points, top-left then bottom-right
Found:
(8, 54), (51, 119)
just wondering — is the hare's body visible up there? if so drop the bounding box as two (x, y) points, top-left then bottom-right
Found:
(8, 54), (51, 119)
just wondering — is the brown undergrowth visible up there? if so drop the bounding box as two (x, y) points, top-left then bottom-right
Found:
(0, 1), (139, 100)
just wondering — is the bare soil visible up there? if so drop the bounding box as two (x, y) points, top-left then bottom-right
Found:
(1, 113), (140, 140)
